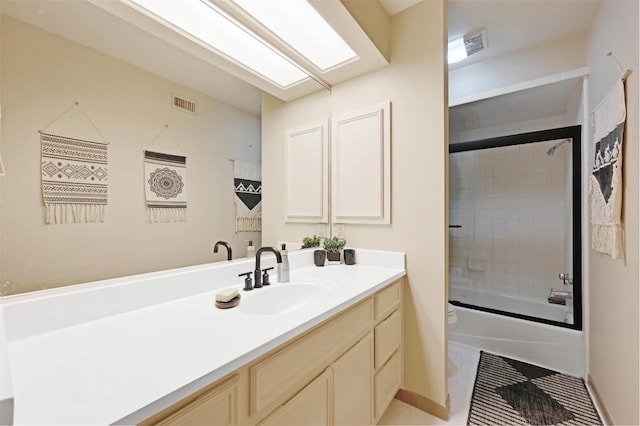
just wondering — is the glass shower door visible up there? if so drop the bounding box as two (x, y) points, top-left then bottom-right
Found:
(449, 128), (581, 328)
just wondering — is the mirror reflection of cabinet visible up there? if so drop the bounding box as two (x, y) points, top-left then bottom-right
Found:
(284, 120), (329, 223)
(284, 102), (391, 227)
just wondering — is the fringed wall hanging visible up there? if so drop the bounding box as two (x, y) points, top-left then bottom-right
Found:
(233, 161), (261, 232)
(144, 125), (187, 223)
(589, 52), (632, 259)
(40, 102), (108, 224)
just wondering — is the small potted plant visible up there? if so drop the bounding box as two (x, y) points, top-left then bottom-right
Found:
(302, 235), (326, 266)
(301, 235), (321, 249)
(323, 236), (346, 263)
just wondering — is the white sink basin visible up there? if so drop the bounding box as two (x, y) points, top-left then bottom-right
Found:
(240, 282), (331, 316)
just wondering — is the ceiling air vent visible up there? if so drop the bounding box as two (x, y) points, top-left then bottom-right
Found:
(172, 93), (197, 115)
(464, 29), (487, 57)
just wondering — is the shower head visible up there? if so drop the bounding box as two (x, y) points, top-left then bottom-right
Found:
(546, 139), (571, 156)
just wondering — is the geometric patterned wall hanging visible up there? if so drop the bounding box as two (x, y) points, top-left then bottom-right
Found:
(41, 132), (108, 224)
(589, 79), (626, 259)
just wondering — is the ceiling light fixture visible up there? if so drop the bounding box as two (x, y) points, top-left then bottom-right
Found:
(448, 28), (487, 65)
(231, 0), (357, 71)
(126, 0), (309, 88)
(447, 37), (467, 64)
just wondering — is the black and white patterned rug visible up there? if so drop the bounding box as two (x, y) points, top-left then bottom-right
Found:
(468, 351), (602, 426)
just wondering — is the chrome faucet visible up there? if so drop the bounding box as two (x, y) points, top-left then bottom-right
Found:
(254, 247), (282, 288)
(559, 273), (573, 286)
(213, 241), (232, 261)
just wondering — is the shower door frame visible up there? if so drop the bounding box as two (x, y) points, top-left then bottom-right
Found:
(449, 125), (583, 330)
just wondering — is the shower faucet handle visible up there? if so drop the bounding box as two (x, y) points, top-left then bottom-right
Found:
(559, 273), (573, 286)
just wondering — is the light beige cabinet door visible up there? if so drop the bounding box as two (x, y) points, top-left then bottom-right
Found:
(331, 101), (391, 225)
(156, 376), (238, 426)
(332, 333), (373, 425)
(259, 369), (332, 426)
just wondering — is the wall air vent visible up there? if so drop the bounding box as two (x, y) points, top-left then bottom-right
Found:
(172, 93), (197, 115)
(464, 29), (487, 57)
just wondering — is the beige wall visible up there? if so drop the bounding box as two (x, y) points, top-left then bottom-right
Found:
(586, 1), (639, 424)
(0, 10), (3, 286)
(0, 15), (261, 295)
(263, 0), (449, 412)
(261, 90), (331, 244)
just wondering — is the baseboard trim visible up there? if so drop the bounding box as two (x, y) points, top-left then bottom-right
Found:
(395, 388), (450, 420)
(587, 374), (613, 425)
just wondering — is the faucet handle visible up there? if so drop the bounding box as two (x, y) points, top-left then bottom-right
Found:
(559, 273), (573, 286)
(262, 267), (274, 286)
(239, 272), (253, 291)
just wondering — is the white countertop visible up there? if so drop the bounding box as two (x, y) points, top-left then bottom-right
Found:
(0, 248), (405, 425)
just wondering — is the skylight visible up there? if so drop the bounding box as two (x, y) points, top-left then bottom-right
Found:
(231, 0), (358, 71)
(127, 0), (309, 88)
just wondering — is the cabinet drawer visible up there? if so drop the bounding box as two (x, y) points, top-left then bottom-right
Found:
(374, 350), (401, 421)
(374, 310), (400, 369)
(375, 281), (400, 320)
(251, 298), (374, 416)
(156, 375), (238, 426)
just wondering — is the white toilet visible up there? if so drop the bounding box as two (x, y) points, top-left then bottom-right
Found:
(448, 303), (458, 377)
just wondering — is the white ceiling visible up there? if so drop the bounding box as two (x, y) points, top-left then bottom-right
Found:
(447, 0), (600, 135)
(0, 0), (389, 116)
(2, 0), (602, 120)
(447, 0), (600, 70)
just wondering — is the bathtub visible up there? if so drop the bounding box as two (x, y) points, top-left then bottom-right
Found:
(449, 278), (585, 377)
(449, 279), (570, 323)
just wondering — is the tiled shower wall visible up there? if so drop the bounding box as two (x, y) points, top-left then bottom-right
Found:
(449, 140), (572, 300)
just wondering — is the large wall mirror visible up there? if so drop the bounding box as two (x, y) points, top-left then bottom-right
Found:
(0, 1), (330, 295)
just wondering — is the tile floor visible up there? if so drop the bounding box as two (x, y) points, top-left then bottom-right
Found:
(379, 341), (480, 425)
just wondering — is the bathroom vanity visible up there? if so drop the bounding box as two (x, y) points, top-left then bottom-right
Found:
(0, 248), (405, 425)
(143, 279), (402, 426)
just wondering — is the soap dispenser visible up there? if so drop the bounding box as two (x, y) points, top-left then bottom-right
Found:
(246, 240), (255, 258)
(278, 243), (290, 283)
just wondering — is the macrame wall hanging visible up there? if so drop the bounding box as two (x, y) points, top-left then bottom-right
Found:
(144, 125), (187, 223)
(233, 160), (261, 232)
(589, 52), (632, 259)
(40, 102), (108, 224)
